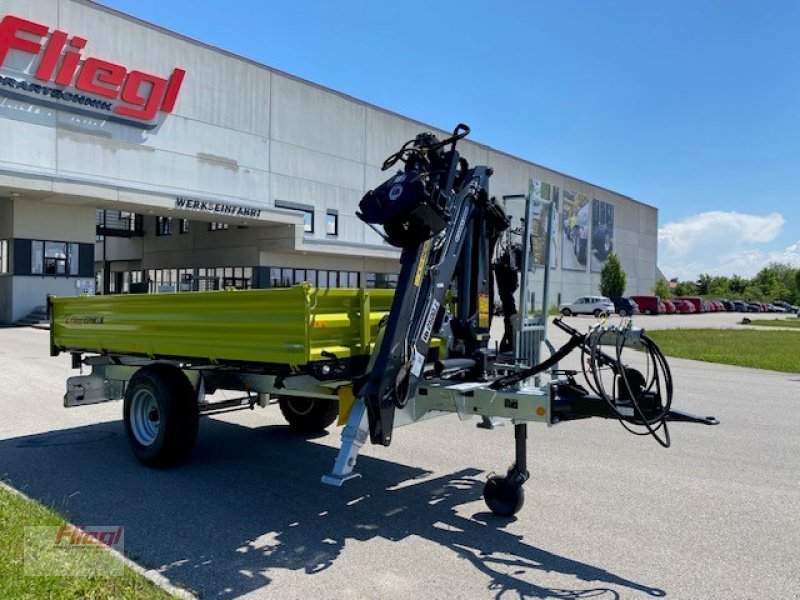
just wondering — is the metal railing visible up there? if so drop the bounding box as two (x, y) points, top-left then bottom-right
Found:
(96, 210), (144, 236)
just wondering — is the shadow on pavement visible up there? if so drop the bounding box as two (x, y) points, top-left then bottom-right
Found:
(0, 418), (665, 599)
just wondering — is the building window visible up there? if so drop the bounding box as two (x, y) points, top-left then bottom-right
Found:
(179, 219), (189, 234)
(31, 240), (79, 276)
(0, 240), (7, 274)
(326, 210), (338, 236)
(366, 272), (399, 289)
(266, 267), (358, 288)
(275, 200), (314, 234)
(209, 222), (229, 231)
(156, 217), (172, 236)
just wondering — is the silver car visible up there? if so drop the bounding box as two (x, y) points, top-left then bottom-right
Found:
(559, 295), (615, 317)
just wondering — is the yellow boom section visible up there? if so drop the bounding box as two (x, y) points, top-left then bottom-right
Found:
(50, 285), (394, 367)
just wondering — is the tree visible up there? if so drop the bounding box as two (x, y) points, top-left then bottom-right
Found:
(674, 280), (698, 296)
(652, 277), (672, 299)
(600, 253), (626, 298)
(696, 273), (712, 295)
(729, 275), (747, 296)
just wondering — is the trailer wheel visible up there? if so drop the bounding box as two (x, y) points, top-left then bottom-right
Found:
(483, 473), (525, 517)
(278, 397), (338, 433)
(123, 366), (198, 467)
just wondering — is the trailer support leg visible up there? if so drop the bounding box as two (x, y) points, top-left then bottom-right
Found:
(322, 399), (369, 486)
(482, 421), (530, 516)
(514, 422), (528, 476)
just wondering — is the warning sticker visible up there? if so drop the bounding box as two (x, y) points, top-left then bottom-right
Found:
(414, 240), (431, 287)
(420, 299), (440, 344)
(478, 293), (490, 328)
(410, 351), (426, 378)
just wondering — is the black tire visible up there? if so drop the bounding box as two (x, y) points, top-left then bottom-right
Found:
(561, 308), (572, 317)
(619, 309), (629, 317)
(593, 309), (603, 317)
(123, 366), (198, 468)
(644, 309), (652, 315)
(278, 397), (338, 433)
(484, 475), (525, 516)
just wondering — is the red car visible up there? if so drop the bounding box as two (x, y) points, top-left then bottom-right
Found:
(661, 300), (677, 314)
(630, 295), (661, 315)
(672, 299), (695, 313)
(676, 297), (704, 313)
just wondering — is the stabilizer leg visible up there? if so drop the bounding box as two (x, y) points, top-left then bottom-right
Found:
(483, 422), (529, 516)
(322, 399), (369, 487)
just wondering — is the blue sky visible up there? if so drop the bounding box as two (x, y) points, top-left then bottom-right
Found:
(101, 0), (800, 280)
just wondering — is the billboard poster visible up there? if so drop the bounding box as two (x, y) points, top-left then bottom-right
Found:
(528, 179), (557, 267)
(590, 198), (615, 272)
(561, 189), (590, 270)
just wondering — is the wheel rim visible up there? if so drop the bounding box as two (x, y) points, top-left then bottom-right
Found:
(130, 388), (160, 446)
(286, 397), (314, 417)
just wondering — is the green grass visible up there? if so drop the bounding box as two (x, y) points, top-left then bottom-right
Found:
(647, 328), (800, 373)
(0, 483), (174, 599)
(742, 318), (800, 329)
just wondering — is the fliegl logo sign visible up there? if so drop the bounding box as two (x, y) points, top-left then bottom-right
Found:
(0, 14), (185, 129)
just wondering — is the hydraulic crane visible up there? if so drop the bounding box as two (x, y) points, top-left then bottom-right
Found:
(324, 124), (718, 515)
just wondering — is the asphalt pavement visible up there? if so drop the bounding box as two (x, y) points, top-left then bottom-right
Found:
(1, 314), (798, 599)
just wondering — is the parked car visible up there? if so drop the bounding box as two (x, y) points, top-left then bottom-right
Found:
(747, 302), (763, 312)
(559, 296), (615, 317)
(768, 304), (786, 313)
(671, 299), (695, 313)
(630, 295), (661, 315)
(612, 297), (639, 316)
(774, 301), (799, 313)
(733, 300), (748, 312)
(703, 300), (716, 312)
(676, 296), (704, 313)
(662, 300), (676, 314)
(720, 300), (736, 311)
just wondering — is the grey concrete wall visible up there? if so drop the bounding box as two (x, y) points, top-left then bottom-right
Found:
(12, 201), (95, 243)
(12, 276), (84, 322)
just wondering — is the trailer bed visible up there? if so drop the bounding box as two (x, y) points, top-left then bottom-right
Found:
(50, 285), (393, 367)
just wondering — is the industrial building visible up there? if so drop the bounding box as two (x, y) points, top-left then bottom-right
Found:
(0, 0), (658, 324)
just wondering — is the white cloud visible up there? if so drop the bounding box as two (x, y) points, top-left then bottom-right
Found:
(658, 211), (799, 279)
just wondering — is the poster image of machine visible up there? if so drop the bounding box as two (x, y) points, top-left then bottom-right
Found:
(529, 179), (558, 268)
(590, 198), (615, 272)
(561, 189), (590, 270)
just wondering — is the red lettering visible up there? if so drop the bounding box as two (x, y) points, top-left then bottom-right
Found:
(0, 15), (46, 66)
(34, 29), (67, 81)
(1, 13), (185, 122)
(115, 70), (166, 121)
(53, 36), (85, 86)
(54, 525), (74, 544)
(160, 68), (185, 113)
(76, 57), (125, 98)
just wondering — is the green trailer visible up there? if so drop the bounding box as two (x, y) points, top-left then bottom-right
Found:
(49, 285), (399, 461)
(51, 284), (393, 368)
(48, 281), (558, 493)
